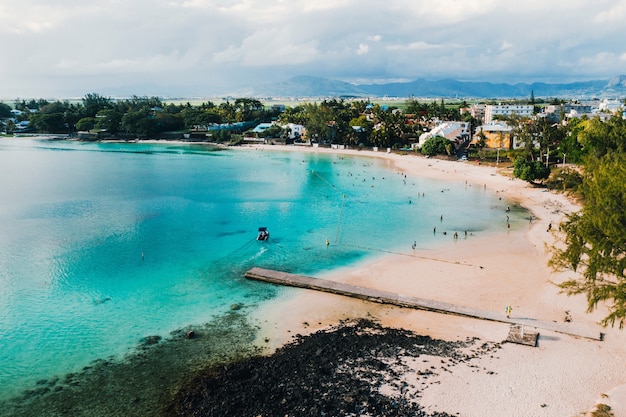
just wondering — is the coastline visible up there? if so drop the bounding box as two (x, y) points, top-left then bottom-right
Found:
(245, 145), (626, 417)
(3, 138), (625, 415)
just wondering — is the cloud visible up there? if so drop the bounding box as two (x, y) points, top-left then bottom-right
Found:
(499, 42), (514, 52)
(356, 44), (369, 56)
(213, 28), (320, 66)
(1, 0), (626, 98)
(387, 41), (442, 51)
(594, 0), (626, 23)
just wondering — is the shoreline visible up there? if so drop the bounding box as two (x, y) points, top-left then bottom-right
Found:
(3, 139), (625, 415)
(245, 144), (626, 416)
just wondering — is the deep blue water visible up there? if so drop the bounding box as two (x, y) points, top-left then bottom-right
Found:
(0, 139), (519, 399)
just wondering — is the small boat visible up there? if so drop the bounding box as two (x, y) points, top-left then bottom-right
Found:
(257, 227), (270, 241)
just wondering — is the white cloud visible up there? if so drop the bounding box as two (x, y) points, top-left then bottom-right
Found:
(213, 28), (320, 66)
(1, 0), (626, 98)
(387, 41), (441, 51)
(499, 42), (514, 52)
(356, 44), (369, 56)
(594, 0), (626, 23)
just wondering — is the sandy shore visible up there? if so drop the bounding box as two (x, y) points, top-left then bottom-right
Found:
(248, 145), (626, 417)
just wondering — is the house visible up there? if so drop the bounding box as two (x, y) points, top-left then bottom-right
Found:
(282, 123), (305, 140)
(14, 120), (32, 131)
(270, 104), (286, 113)
(472, 122), (514, 149)
(415, 121), (470, 149)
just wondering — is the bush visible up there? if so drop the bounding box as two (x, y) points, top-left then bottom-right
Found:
(513, 157), (551, 184)
(421, 136), (452, 156)
(545, 167), (583, 192)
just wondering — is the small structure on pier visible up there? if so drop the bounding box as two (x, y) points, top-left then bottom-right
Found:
(505, 324), (539, 347)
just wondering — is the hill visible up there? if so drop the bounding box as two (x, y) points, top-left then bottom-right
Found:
(243, 75), (625, 99)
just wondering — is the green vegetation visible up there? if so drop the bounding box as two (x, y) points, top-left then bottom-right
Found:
(512, 158), (551, 184)
(549, 118), (626, 328)
(2, 94), (278, 139)
(421, 136), (453, 156)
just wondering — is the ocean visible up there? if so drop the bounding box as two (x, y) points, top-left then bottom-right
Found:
(0, 138), (521, 401)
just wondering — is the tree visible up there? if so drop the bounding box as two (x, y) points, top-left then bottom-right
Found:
(95, 109), (123, 134)
(512, 157), (550, 184)
(121, 109), (154, 136)
(181, 107), (222, 129)
(82, 93), (112, 118)
(29, 101), (72, 133)
(302, 102), (331, 143)
(4, 119), (15, 134)
(507, 115), (539, 161)
(278, 105), (308, 126)
(0, 102), (12, 118)
(577, 115), (626, 158)
(550, 151), (626, 327)
(76, 117), (96, 131)
(556, 118), (585, 164)
(421, 136), (452, 157)
(234, 98), (264, 122)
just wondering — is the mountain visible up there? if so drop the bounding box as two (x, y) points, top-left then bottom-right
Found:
(244, 75), (625, 99)
(239, 76), (367, 98)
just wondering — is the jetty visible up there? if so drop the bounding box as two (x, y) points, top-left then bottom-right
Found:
(245, 267), (602, 342)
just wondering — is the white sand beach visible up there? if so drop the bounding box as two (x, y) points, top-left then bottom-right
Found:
(249, 145), (626, 417)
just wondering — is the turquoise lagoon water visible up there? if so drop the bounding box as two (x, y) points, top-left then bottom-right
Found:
(0, 138), (520, 399)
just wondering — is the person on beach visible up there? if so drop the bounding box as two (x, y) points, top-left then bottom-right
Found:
(505, 305), (512, 318)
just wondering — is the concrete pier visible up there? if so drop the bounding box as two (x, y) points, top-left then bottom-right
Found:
(245, 267), (602, 341)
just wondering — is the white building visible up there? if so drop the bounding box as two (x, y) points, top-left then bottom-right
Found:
(599, 99), (623, 114)
(484, 104), (533, 124)
(416, 121), (470, 148)
(282, 123), (305, 140)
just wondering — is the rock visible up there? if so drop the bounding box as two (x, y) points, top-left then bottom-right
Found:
(140, 335), (162, 346)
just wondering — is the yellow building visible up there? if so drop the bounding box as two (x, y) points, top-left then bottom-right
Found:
(473, 122), (514, 149)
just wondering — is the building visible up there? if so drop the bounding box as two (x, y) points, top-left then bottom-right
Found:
(416, 121), (470, 148)
(484, 104), (533, 124)
(473, 122), (514, 149)
(599, 99), (623, 113)
(282, 123), (305, 140)
(461, 104), (486, 124)
(541, 103), (594, 122)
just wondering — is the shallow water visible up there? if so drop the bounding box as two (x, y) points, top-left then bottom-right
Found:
(0, 139), (524, 401)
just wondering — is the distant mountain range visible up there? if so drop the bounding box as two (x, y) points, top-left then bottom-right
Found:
(240, 75), (626, 99)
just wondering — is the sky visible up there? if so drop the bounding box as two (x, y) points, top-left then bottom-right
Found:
(2, 0), (626, 98)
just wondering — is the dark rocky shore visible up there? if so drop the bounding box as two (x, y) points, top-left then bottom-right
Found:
(1, 315), (501, 417)
(165, 319), (500, 417)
